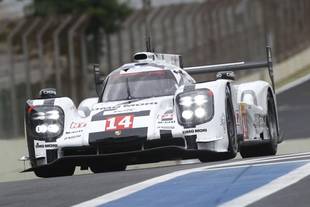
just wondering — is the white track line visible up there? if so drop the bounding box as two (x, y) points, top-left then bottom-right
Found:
(73, 153), (310, 207)
(249, 151), (310, 161)
(206, 158), (310, 172)
(206, 154), (310, 172)
(219, 162), (310, 207)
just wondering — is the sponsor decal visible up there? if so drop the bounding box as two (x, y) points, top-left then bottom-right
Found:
(254, 114), (265, 128)
(220, 113), (226, 133)
(157, 120), (176, 124)
(236, 110), (240, 126)
(157, 126), (175, 130)
(94, 102), (158, 111)
(105, 115), (134, 131)
(94, 106), (120, 111)
(183, 128), (208, 134)
(35, 143), (58, 148)
(123, 102), (158, 107)
(70, 122), (87, 129)
(111, 108), (133, 114)
(161, 113), (173, 121)
(115, 130), (122, 136)
(92, 110), (149, 122)
(66, 130), (83, 134)
(64, 135), (81, 140)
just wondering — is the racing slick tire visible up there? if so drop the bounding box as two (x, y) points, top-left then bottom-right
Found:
(199, 86), (238, 162)
(240, 91), (278, 158)
(34, 165), (75, 178)
(90, 163), (127, 173)
(223, 86), (239, 159)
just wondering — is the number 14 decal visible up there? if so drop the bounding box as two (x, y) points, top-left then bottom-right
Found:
(105, 115), (134, 130)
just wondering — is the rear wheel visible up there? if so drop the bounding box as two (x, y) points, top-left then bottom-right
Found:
(34, 165), (75, 178)
(90, 163), (127, 174)
(199, 87), (238, 162)
(240, 92), (278, 158)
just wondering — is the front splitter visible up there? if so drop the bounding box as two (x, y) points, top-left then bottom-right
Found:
(22, 146), (229, 172)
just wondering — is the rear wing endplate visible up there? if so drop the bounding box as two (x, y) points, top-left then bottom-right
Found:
(184, 47), (275, 91)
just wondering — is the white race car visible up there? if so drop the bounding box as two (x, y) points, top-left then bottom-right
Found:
(24, 47), (281, 177)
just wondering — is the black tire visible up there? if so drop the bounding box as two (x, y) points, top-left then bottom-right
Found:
(224, 87), (238, 159)
(199, 86), (238, 162)
(240, 91), (278, 158)
(34, 165), (75, 178)
(90, 163), (127, 174)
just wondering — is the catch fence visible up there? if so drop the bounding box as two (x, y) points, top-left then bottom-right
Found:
(0, 0), (309, 138)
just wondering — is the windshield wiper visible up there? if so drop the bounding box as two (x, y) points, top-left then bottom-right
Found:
(126, 77), (132, 100)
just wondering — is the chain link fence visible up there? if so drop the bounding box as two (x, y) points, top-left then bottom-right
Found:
(0, 0), (309, 138)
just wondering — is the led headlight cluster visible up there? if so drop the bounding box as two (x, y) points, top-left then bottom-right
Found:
(176, 89), (214, 127)
(26, 106), (64, 141)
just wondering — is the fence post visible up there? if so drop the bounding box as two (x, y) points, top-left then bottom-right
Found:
(68, 14), (88, 103)
(37, 18), (53, 89)
(148, 7), (162, 52)
(53, 16), (72, 94)
(22, 17), (41, 99)
(181, 5), (195, 62)
(80, 24), (89, 98)
(168, 5), (183, 53)
(7, 20), (26, 137)
(160, 6), (173, 52)
(127, 11), (141, 59)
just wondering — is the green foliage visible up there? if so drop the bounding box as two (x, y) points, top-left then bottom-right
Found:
(26, 0), (131, 33)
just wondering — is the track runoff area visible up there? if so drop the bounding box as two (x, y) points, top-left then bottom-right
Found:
(1, 76), (310, 207)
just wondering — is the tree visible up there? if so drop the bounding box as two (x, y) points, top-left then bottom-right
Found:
(25, 0), (132, 61)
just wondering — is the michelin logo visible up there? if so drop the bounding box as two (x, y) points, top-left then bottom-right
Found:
(183, 128), (208, 134)
(35, 143), (58, 148)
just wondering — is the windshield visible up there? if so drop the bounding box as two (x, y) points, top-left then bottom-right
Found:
(102, 70), (178, 102)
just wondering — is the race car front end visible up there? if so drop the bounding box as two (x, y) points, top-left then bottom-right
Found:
(23, 53), (238, 177)
(23, 95), (181, 174)
(24, 90), (226, 177)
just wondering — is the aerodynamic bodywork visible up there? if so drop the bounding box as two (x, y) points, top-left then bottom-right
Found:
(23, 47), (281, 177)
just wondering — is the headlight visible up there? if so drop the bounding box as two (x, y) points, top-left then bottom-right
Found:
(26, 105), (64, 141)
(194, 108), (206, 119)
(46, 110), (60, 120)
(182, 110), (194, 120)
(179, 96), (193, 107)
(194, 95), (208, 105)
(176, 89), (214, 127)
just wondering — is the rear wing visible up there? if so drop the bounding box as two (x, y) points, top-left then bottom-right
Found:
(184, 47), (275, 91)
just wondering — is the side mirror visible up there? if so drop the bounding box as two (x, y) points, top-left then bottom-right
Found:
(39, 88), (57, 99)
(216, 71), (235, 80)
(93, 64), (104, 97)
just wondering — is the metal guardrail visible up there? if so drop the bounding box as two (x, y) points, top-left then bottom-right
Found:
(0, 0), (309, 138)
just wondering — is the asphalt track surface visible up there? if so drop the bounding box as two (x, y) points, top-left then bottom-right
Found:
(0, 79), (310, 207)
(277, 79), (310, 139)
